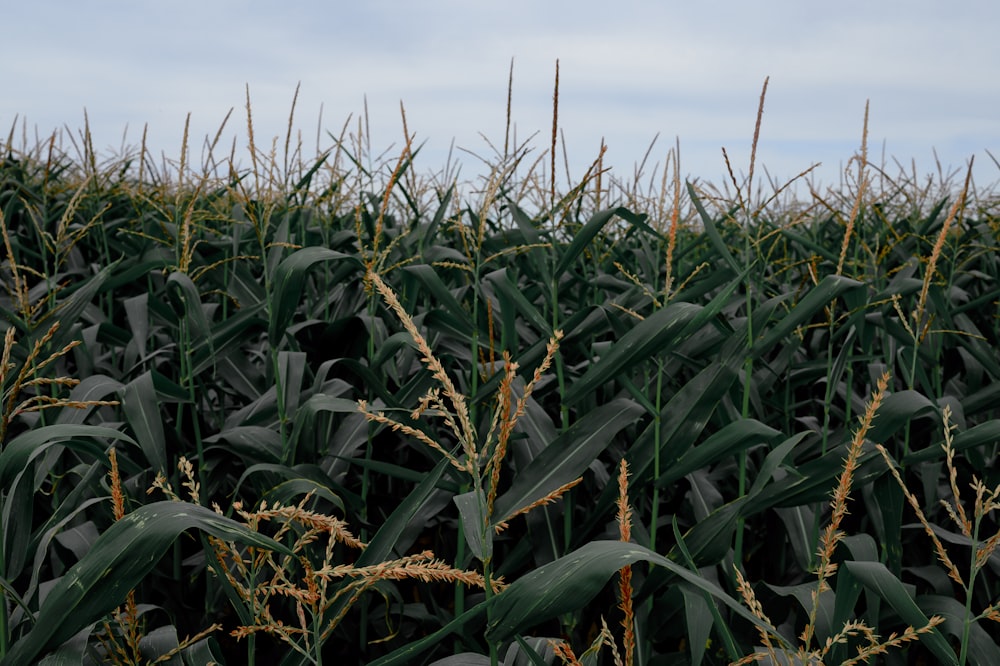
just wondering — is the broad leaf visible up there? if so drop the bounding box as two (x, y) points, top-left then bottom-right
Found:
(1, 501), (291, 665)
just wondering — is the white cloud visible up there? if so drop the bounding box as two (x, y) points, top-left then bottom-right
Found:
(4, 1), (997, 189)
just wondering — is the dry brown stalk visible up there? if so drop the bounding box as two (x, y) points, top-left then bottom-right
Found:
(0, 322), (117, 444)
(664, 137), (682, 299)
(1, 210), (37, 320)
(837, 100), (870, 276)
(365, 269), (477, 462)
(913, 159), (973, 342)
(886, 404), (1000, 583)
(550, 59), (559, 213)
(875, 437), (964, 585)
(237, 499), (365, 551)
(317, 550), (488, 588)
(733, 566), (780, 663)
(363, 268), (566, 542)
(103, 453), (222, 664)
(485, 354), (518, 518)
(481, 242), (554, 267)
(550, 639), (583, 665)
(601, 615), (626, 666)
(357, 399), (467, 473)
(486, 332), (562, 512)
(609, 303), (645, 322)
(838, 616), (944, 666)
(495, 477), (583, 533)
(616, 459), (635, 666)
(614, 261), (662, 308)
(746, 76), (769, 206)
(99, 448), (144, 663)
(199, 469), (489, 657)
(805, 371), (890, 649)
(733, 373), (947, 665)
(110, 448), (126, 521)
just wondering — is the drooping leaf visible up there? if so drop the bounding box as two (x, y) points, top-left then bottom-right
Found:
(843, 560), (957, 665)
(269, 247), (360, 346)
(485, 540), (774, 644)
(1, 501), (291, 666)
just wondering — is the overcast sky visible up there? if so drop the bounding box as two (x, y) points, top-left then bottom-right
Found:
(4, 1), (998, 193)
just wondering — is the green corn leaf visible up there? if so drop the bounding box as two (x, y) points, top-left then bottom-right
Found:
(120, 370), (169, 475)
(554, 207), (622, 279)
(917, 595), (1000, 666)
(35, 626), (92, 666)
(31, 260), (118, 352)
(278, 350), (307, 417)
(0, 424), (136, 489)
(749, 275), (864, 360)
(654, 418), (782, 490)
(165, 271), (210, 342)
(269, 247), (359, 346)
(578, 360), (741, 541)
(843, 560), (957, 665)
(905, 419), (1000, 464)
(190, 300), (267, 376)
(428, 654), (492, 665)
(867, 390), (938, 443)
(630, 360), (740, 486)
(401, 264), (473, 336)
(260, 478), (344, 513)
(122, 293), (149, 370)
(286, 394), (359, 464)
(454, 488), (492, 563)
(670, 496), (746, 567)
(55, 375), (124, 426)
(686, 183), (741, 275)
(563, 301), (704, 405)
(486, 268), (552, 336)
(1, 501), (291, 666)
(491, 398), (644, 526)
(680, 582), (715, 666)
(369, 602), (490, 666)
(484, 540), (773, 644)
(766, 582), (836, 644)
(204, 426), (283, 463)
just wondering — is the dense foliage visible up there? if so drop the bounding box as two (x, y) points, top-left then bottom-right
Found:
(0, 114), (999, 665)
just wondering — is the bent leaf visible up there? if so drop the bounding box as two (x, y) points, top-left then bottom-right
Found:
(843, 560), (956, 665)
(1, 501), (291, 666)
(485, 540), (773, 644)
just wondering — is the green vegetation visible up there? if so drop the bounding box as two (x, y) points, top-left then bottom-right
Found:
(1, 83), (999, 665)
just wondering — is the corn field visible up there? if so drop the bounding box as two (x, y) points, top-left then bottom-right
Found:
(0, 98), (999, 665)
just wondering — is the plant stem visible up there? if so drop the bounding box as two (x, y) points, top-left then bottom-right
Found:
(0, 497), (7, 659)
(650, 363), (663, 550)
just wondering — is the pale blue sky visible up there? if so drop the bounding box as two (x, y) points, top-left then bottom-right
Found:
(4, 1), (998, 192)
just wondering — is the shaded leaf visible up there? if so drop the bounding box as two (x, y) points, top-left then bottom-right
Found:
(492, 399), (644, 526)
(2, 502), (291, 665)
(843, 560), (956, 665)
